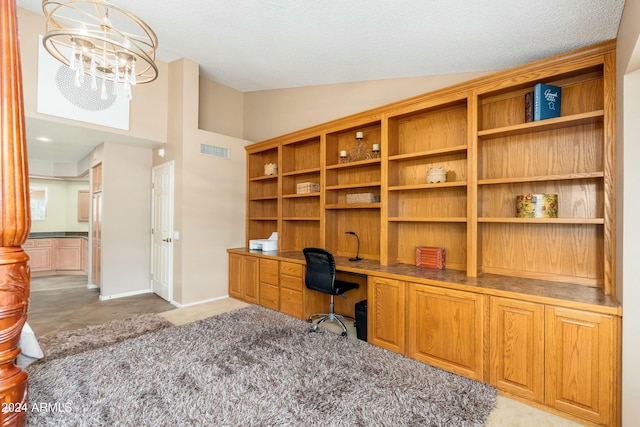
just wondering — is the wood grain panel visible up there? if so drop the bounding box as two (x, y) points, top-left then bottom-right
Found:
(259, 258), (279, 285)
(280, 288), (303, 319)
(394, 222), (466, 270)
(490, 297), (545, 403)
(368, 276), (405, 354)
(407, 283), (485, 380)
(281, 137), (320, 173)
(259, 282), (279, 310)
(545, 306), (617, 425)
(392, 103), (467, 155)
(280, 220), (321, 252)
(480, 223), (603, 286)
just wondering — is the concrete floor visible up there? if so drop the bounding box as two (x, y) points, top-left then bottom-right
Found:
(26, 275), (583, 427)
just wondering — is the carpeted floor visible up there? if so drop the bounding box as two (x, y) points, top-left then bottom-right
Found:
(26, 305), (497, 426)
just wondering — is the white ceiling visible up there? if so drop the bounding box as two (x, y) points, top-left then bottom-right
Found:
(15, 0), (626, 165)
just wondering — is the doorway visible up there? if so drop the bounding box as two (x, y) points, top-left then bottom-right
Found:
(151, 161), (175, 302)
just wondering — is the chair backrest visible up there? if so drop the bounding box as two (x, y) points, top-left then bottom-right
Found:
(303, 248), (336, 295)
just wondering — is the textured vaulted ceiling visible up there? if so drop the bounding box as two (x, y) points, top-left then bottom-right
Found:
(15, 0), (626, 162)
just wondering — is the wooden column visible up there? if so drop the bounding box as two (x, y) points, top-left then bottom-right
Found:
(0, 0), (31, 425)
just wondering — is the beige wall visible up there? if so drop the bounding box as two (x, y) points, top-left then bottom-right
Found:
(100, 142), (153, 299)
(617, 0), (640, 423)
(198, 77), (244, 138)
(242, 71), (491, 142)
(159, 59), (249, 305)
(28, 178), (89, 233)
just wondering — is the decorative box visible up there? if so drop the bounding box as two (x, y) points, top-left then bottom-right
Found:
(427, 166), (447, 184)
(346, 193), (380, 204)
(416, 246), (446, 270)
(516, 194), (558, 218)
(264, 163), (278, 176)
(296, 182), (320, 194)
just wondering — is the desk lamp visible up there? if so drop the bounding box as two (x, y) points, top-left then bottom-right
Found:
(345, 231), (362, 262)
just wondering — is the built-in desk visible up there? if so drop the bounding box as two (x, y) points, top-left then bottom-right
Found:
(228, 247), (621, 426)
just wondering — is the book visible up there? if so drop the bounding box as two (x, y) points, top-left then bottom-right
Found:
(524, 91), (534, 122)
(533, 83), (561, 120)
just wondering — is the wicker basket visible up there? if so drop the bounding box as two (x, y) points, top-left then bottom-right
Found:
(296, 182), (320, 194)
(346, 193), (380, 204)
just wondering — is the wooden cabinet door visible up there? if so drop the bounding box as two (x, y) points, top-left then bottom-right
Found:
(242, 256), (259, 304)
(77, 190), (90, 222)
(407, 283), (485, 380)
(545, 307), (618, 426)
(368, 276), (405, 354)
(229, 254), (243, 299)
(55, 238), (82, 271)
(490, 297), (545, 403)
(24, 239), (54, 272)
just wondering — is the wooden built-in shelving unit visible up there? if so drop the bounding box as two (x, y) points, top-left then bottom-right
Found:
(239, 41), (621, 426)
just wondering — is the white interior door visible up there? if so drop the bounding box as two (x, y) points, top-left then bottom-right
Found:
(151, 161), (174, 301)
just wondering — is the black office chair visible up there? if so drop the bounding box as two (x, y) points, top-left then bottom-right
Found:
(303, 248), (359, 336)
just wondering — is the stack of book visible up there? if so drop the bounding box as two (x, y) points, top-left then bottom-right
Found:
(415, 246), (446, 270)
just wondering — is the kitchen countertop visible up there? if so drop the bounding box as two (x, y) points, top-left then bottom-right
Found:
(28, 232), (88, 239)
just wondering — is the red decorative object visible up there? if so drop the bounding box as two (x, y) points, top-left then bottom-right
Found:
(416, 247), (445, 270)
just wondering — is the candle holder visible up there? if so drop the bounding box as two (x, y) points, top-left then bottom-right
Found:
(371, 143), (380, 159)
(339, 150), (348, 164)
(349, 132), (371, 162)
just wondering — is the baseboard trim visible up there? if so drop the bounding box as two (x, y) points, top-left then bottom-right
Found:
(99, 288), (152, 301)
(170, 294), (230, 308)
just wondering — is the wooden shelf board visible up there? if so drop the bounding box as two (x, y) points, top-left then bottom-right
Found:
(249, 174), (278, 182)
(282, 217), (321, 221)
(282, 192), (320, 199)
(388, 217), (467, 223)
(478, 172), (604, 185)
(478, 110), (604, 139)
(325, 203), (381, 209)
(388, 144), (468, 161)
(249, 196), (278, 201)
(326, 158), (381, 170)
(282, 167), (321, 177)
(326, 182), (381, 191)
(248, 217), (278, 221)
(478, 217), (604, 224)
(389, 182), (467, 191)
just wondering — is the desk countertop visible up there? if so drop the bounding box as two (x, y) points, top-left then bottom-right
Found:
(228, 247), (621, 315)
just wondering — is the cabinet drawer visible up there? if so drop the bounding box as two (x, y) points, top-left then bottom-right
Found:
(280, 262), (303, 278)
(260, 259), (279, 285)
(259, 282), (279, 311)
(281, 273), (303, 291)
(280, 288), (303, 319)
(55, 238), (82, 248)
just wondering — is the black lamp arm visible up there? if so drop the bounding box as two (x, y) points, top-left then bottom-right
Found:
(345, 231), (362, 262)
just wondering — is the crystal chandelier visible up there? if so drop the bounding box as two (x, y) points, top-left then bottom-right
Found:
(42, 0), (158, 101)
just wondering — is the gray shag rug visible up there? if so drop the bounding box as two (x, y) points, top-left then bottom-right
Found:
(27, 305), (497, 426)
(35, 313), (174, 361)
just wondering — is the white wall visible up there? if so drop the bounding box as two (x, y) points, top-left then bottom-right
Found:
(616, 0), (640, 424)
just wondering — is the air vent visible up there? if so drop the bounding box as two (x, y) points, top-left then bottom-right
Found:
(200, 144), (229, 159)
